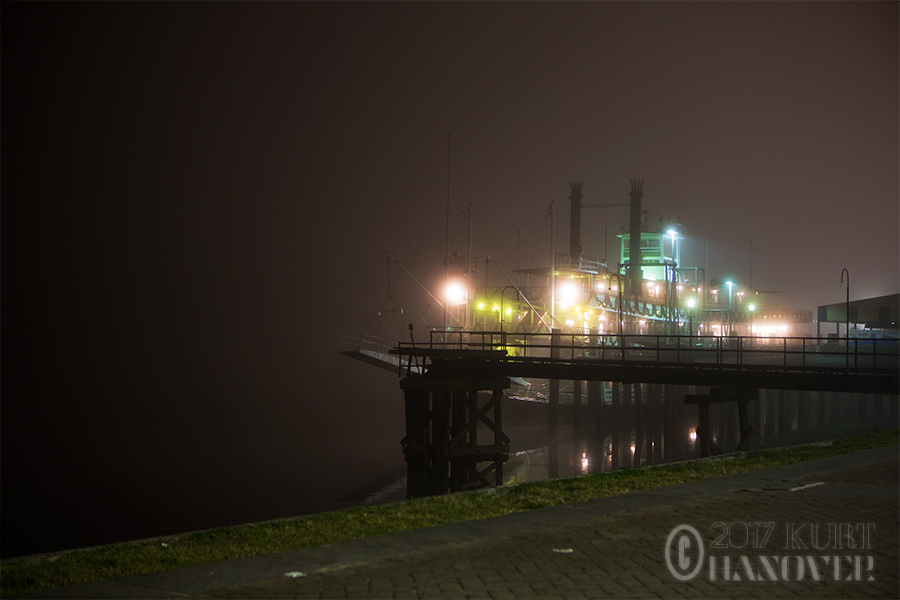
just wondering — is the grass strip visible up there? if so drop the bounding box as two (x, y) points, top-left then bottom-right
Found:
(2, 428), (897, 596)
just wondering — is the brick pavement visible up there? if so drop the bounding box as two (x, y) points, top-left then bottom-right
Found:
(17, 447), (898, 599)
(191, 456), (898, 599)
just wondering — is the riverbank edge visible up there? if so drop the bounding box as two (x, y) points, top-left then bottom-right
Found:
(2, 428), (898, 596)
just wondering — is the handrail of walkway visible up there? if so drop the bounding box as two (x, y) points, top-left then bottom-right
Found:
(394, 331), (899, 375)
(340, 334), (399, 357)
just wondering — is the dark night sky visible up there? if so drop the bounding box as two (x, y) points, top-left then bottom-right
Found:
(2, 2), (897, 557)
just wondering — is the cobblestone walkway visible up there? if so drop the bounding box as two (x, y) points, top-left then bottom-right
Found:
(193, 458), (899, 599)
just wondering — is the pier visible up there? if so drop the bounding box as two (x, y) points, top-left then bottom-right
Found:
(395, 330), (898, 394)
(369, 330), (899, 496)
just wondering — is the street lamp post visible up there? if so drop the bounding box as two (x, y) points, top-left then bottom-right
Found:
(609, 273), (624, 344)
(748, 303), (756, 350)
(725, 280), (734, 336)
(748, 303), (756, 335)
(840, 269), (850, 339)
(499, 285), (518, 333)
(841, 268), (850, 366)
(687, 298), (696, 346)
(666, 229), (678, 337)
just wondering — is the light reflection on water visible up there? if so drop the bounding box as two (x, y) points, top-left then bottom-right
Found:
(351, 387), (896, 505)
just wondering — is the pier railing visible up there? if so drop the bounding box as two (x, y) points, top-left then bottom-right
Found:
(398, 331), (899, 375)
(341, 334), (399, 356)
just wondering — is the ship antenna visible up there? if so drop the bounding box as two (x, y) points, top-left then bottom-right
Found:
(443, 133), (451, 333)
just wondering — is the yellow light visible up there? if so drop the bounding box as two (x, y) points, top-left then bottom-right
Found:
(477, 302), (484, 309)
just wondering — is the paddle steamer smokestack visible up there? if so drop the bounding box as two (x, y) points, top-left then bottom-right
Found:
(628, 178), (644, 296)
(569, 181), (584, 258)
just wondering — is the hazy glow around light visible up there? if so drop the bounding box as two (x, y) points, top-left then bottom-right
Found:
(444, 281), (466, 305)
(754, 323), (789, 337)
(558, 281), (579, 306)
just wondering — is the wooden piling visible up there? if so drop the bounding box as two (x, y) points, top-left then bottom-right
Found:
(633, 383), (644, 467)
(549, 329), (560, 479)
(401, 376), (510, 497)
(685, 388), (757, 457)
(610, 381), (621, 469)
(573, 379), (583, 440)
(467, 390), (478, 483)
(403, 389), (431, 498)
(493, 389), (504, 486)
(697, 400), (711, 458)
(430, 391), (451, 495)
(765, 389), (777, 437)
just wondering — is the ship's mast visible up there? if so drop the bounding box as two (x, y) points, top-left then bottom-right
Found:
(568, 181), (584, 258)
(628, 178), (645, 298)
(466, 200), (472, 329)
(550, 198), (555, 324)
(443, 133), (451, 333)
